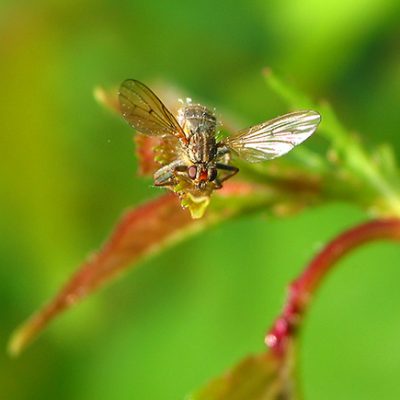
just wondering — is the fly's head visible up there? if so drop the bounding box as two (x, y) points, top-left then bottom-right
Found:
(187, 163), (218, 191)
(172, 161), (218, 219)
(152, 134), (219, 218)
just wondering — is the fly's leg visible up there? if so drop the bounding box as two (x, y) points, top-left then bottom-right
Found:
(214, 163), (239, 189)
(153, 160), (187, 187)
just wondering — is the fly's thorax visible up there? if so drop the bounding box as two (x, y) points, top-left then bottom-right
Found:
(177, 104), (217, 138)
(186, 131), (217, 163)
(177, 104), (218, 163)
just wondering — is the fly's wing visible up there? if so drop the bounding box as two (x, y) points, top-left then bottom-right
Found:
(119, 79), (188, 143)
(225, 110), (321, 162)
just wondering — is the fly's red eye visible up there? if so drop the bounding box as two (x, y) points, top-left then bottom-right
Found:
(188, 165), (197, 179)
(208, 168), (217, 182)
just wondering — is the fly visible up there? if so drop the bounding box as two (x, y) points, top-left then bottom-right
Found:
(118, 79), (321, 215)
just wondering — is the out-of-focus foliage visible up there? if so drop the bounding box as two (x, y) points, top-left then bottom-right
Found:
(1, 1), (400, 399)
(189, 352), (296, 400)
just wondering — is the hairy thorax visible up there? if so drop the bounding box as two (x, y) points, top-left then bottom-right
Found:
(177, 104), (218, 164)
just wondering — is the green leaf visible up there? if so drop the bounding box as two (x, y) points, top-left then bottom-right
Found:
(188, 347), (299, 400)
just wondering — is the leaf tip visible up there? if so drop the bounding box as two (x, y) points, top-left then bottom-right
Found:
(93, 85), (105, 103)
(7, 325), (29, 358)
(7, 311), (48, 357)
(93, 85), (120, 114)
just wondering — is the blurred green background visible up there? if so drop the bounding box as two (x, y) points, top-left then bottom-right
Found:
(1, 0), (400, 399)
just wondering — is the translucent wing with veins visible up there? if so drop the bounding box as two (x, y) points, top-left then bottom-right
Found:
(119, 79), (188, 143)
(225, 110), (321, 162)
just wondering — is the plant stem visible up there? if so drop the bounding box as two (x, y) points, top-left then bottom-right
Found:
(266, 218), (400, 357)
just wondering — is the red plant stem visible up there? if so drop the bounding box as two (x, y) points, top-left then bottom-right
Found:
(266, 219), (400, 357)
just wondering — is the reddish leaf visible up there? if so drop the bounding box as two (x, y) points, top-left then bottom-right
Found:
(9, 194), (190, 355)
(9, 181), (268, 356)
